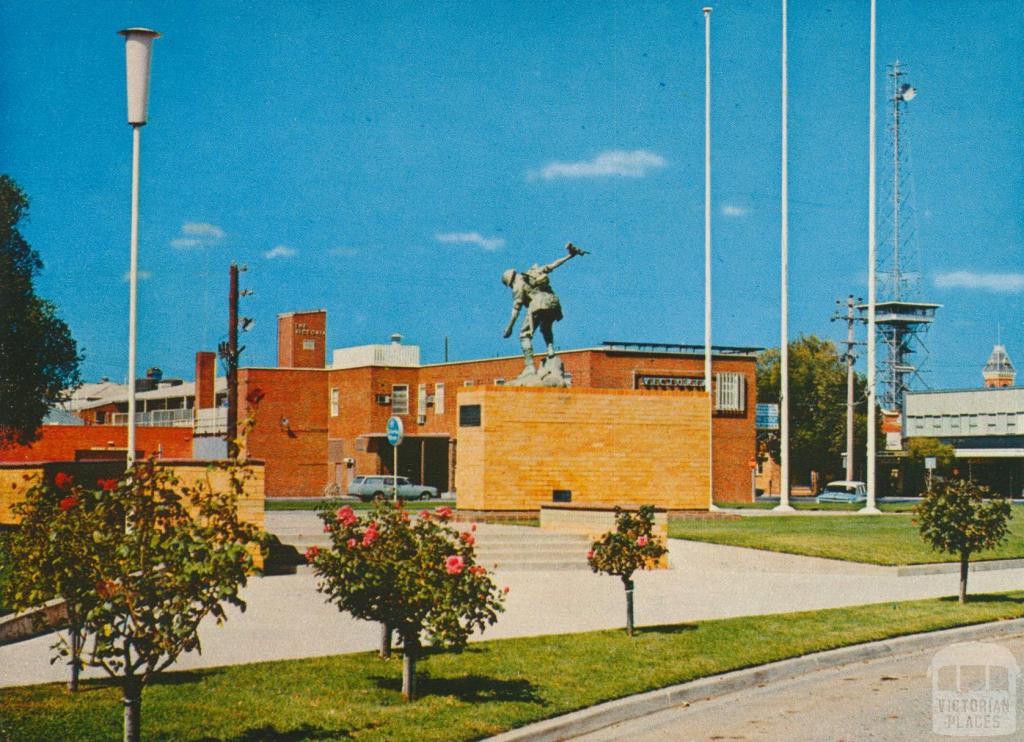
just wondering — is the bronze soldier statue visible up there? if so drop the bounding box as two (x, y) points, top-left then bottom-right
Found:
(502, 242), (587, 374)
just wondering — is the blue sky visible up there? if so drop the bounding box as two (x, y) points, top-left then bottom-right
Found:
(1, 1), (1021, 389)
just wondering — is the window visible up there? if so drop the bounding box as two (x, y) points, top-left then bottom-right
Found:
(459, 404), (482, 427)
(714, 372), (746, 412)
(463, 380), (475, 387)
(435, 383), (445, 414)
(303, 339), (316, 350)
(494, 378), (505, 385)
(330, 387), (339, 417)
(417, 384), (427, 418)
(391, 384), (409, 415)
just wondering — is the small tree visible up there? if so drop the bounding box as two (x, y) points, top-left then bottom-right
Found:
(308, 501), (505, 700)
(587, 506), (668, 636)
(5, 471), (110, 692)
(915, 479), (1012, 604)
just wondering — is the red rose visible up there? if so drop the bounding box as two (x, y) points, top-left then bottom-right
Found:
(636, 535), (649, 547)
(346, 538), (357, 548)
(58, 496), (79, 512)
(305, 546), (320, 561)
(435, 506), (453, 520)
(445, 555), (465, 575)
(54, 472), (73, 491)
(418, 510), (431, 520)
(459, 531), (475, 546)
(586, 549), (594, 560)
(362, 530), (379, 547)
(97, 478), (118, 492)
(335, 506), (357, 526)
(502, 586), (510, 595)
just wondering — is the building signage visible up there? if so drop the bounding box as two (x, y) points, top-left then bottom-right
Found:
(756, 403), (780, 430)
(293, 322), (325, 337)
(635, 374), (705, 391)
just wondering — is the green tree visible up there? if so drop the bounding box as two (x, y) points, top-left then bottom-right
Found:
(915, 479), (1012, 604)
(4, 471), (111, 692)
(905, 437), (957, 494)
(308, 501), (505, 700)
(0, 174), (81, 447)
(587, 506), (668, 636)
(756, 335), (868, 485)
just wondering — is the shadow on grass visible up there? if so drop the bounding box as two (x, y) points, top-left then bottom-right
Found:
(198, 723), (347, 741)
(370, 673), (545, 705)
(938, 594), (1024, 606)
(636, 622), (699, 636)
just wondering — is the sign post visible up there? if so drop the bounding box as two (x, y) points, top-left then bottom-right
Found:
(749, 456), (758, 500)
(386, 416), (404, 501)
(925, 456), (937, 493)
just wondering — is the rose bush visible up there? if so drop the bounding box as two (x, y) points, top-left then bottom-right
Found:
(587, 505), (668, 635)
(308, 500), (505, 700)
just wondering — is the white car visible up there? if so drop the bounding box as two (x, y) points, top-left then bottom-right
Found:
(347, 475), (438, 502)
(816, 480), (868, 504)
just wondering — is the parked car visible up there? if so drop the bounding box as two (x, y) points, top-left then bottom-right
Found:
(816, 480), (868, 504)
(347, 475), (438, 502)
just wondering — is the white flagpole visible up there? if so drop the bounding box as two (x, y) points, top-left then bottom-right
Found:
(775, 0), (794, 512)
(862, 0), (881, 514)
(703, 6), (715, 511)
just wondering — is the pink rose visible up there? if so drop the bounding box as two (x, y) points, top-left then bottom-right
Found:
(418, 510), (432, 520)
(305, 546), (320, 561)
(471, 523), (477, 532)
(586, 549), (594, 559)
(336, 506), (357, 526)
(347, 538), (357, 548)
(362, 530), (379, 547)
(459, 531), (475, 546)
(636, 535), (649, 547)
(502, 586), (510, 595)
(435, 506), (453, 520)
(445, 555), (465, 575)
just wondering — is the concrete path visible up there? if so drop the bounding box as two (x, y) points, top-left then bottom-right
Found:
(574, 634), (1024, 741)
(4, 515), (1024, 689)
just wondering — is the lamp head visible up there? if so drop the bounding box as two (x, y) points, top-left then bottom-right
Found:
(118, 28), (160, 125)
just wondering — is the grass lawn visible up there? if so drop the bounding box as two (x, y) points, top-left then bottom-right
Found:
(670, 507), (1024, 565)
(264, 498), (377, 512)
(2, 594), (1022, 741)
(714, 500), (916, 512)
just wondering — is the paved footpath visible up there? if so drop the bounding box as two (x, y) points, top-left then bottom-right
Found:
(575, 634), (1024, 741)
(4, 517), (1024, 688)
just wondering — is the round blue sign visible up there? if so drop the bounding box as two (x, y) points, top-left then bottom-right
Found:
(386, 416), (404, 446)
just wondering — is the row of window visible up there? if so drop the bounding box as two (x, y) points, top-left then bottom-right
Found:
(908, 413), (1021, 435)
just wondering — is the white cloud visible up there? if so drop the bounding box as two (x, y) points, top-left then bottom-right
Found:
(721, 204), (748, 217)
(264, 245), (297, 259)
(122, 270), (152, 282)
(532, 149), (666, 180)
(934, 271), (1024, 294)
(171, 221), (224, 249)
(435, 232), (506, 251)
(182, 222), (225, 239)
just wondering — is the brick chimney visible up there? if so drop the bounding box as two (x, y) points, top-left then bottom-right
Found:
(194, 351), (217, 409)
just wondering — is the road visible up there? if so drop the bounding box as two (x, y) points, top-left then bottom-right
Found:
(575, 635), (1024, 741)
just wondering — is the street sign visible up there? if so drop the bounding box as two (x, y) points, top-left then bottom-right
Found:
(386, 416), (404, 447)
(925, 456), (937, 471)
(756, 403), (780, 430)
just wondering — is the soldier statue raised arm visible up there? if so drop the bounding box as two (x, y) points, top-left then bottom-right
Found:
(501, 242), (588, 385)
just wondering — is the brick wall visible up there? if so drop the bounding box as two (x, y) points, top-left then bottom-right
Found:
(0, 426), (193, 463)
(239, 367), (328, 497)
(277, 310), (327, 369)
(194, 351), (217, 409)
(454, 387), (711, 511)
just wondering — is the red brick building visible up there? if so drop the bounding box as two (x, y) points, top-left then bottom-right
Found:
(237, 311), (760, 505)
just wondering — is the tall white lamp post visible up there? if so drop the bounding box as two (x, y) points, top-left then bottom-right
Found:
(119, 27), (159, 469)
(703, 7), (716, 511)
(861, 1), (881, 514)
(774, 0), (794, 512)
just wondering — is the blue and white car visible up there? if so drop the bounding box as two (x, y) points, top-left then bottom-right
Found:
(816, 480), (868, 504)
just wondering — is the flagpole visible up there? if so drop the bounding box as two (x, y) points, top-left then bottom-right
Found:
(703, 6), (716, 511)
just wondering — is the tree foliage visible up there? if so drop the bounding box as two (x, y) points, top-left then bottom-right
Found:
(756, 335), (868, 484)
(0, 174), (81, 447)
(4, 458), (265, 741)
(587, 506), (668, 635)
(308, 500), (505, 700)
(915, 478), (1011, 604)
